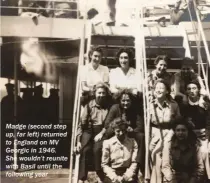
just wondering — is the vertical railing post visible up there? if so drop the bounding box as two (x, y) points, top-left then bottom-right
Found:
(193, 0), (210, 66)
(18, 0), (23, 15)
(69, 1), (89, 182)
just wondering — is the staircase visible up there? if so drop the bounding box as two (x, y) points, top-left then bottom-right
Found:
(90, 25), (191, 71)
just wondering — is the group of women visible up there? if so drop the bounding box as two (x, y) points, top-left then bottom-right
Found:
(76, 46), (210, 183)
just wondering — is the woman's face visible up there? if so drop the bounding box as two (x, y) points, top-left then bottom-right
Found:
(119, 52), (129, 69)
(154, 82), (168, 99)
(186, 83), (199, 99)
(175, 124), (188, 141)
(181, 65), (193, 76)
(156, 60), (167, 74)
(114, 127), (126, 141)
(120, 94), (131, 109)
(95, 87), (106, 104)
(90, 51), (102, 66)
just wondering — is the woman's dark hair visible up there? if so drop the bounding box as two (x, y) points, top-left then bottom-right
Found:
(182, 57), (196, 69)
(185, 79), (201, 91)
(171, 117), (198, 146)
(154, 79), (171, 99)
(88, 46), (103, 61)
(116, 48), (134, 63)
(111, 117), (128, 130)
(170, 117), (199, 168)
(154, 55), (170, 66)
(92, 82), (110, 96)
(114, 89), (135, 105)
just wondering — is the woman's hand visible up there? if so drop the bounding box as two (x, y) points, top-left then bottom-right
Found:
(132, 89), (138, 96)
(187, 117), (195, 128)
(123, 174), (132, 182)
(127, 126), (134, 132)
(76, 142), (82, 153)
(116, 176), (123, 183)
(208, 142), (210, 153)
(94, 132), (104, 142)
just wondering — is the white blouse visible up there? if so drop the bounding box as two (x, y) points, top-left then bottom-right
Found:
(109, 67), (141, 94)
(80, 63), (109, 88)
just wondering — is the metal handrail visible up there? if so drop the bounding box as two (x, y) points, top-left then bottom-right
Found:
(187, 0), (210, 96)
(193, 0), (210, 66)
(68, 9), (87, 183)
(137, 5), (151, 182)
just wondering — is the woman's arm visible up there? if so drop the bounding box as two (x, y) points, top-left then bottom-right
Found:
(81, 81), (91, 92)
(162, 142), (174, 182)
(134, 112), (144, 133)
(80, 66), (91, 92)
(174, 101), (181, 119)
(109, 69), (120, 94)
(76, 103), (90, 149)
(103, 66), (110, 84)
(123, 139), (138, 180)
(104, 104), (118, 130)
(190, 146), (204, 183)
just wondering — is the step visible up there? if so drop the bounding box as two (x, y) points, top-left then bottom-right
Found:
(146, 47), (185, 58)
(92, 25), (184, 37)
(92, 36), (183, 47)
(101, 57), (184, 70)
(91, 36), (134, 47)
(95, 46), (185, 62)
(145, 36), (183, 47)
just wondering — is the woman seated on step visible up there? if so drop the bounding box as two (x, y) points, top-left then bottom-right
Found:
(171, 57), (206, 105)
(149, 79), (181, 183)
(148, 55), (173, 100)
(109, 48), (141, 98)
(179, 80), (210, 180)
(102, 118), (139, 183)
(162, 118), (205, 183)
(76, 82), (112, 183)
(80, 47), (109, 106)
(103, 89), (145, 176)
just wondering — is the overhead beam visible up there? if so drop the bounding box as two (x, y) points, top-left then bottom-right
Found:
(0, 16), (84, 39)
(1, 16), (210, 43)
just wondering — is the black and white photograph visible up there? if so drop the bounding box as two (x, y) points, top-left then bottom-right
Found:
(1, 0), (210, 183)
